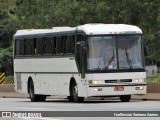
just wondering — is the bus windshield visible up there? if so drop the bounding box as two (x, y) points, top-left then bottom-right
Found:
(87, 35), (144, 71)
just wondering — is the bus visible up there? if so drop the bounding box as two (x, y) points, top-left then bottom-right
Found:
(14, 24), (147, 103)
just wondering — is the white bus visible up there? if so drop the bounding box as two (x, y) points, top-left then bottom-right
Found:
(14, 24), (147, 103)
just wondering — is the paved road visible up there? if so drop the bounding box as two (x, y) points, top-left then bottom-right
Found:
(0, 98), (160, 120)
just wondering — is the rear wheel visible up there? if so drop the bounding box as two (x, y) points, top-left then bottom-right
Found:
(67, 96), (73, 102)
(120, 95), (131, 102)
(29, 80), (46, 102)
(70, 81), (84, 103)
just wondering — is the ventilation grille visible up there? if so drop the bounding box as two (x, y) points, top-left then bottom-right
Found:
(105, 79), (132, 83)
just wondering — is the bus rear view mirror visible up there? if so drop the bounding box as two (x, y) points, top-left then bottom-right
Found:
(80, 41), (85, 47)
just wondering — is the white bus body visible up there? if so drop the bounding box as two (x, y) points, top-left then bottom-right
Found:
(14, 24), (147, 102)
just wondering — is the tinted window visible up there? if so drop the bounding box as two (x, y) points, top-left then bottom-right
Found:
(44, 37), (53, 55)
(24, 39), (33, 55)
(36, 38), (43, 55)
(56, 36), (64, 54)
(15, 39), (24, 56)
(66, 35), (75, 54)
(52, 37), (56, 54)
(77, 34), (85, 42)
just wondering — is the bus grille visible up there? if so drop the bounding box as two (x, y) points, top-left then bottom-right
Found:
(105, 79), (132, 83)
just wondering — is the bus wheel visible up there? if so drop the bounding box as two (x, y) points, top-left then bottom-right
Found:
(67, 96), (73, 102)
(29, 80), (46, 102)
(38, 95), (46, 102)
(29, 80), (37, 102)
(71, 82), (84, 103)
(120, 95), (131, 102)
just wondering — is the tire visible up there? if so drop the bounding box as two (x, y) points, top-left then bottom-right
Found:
(67, 96), (73, 102)
(29, 80), (46, 102)
(120, 95), (131, 102)
(37, 95), (46, 102)
(70, 82), (84, 103)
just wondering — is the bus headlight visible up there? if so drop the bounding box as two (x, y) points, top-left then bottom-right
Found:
(134, 78), (144, 83)
(89, 80), (103, 84)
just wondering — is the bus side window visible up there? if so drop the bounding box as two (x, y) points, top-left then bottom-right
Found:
(36, 38), (44, 55)
(15, 39), (24, 56)
(52, 37), (56, 54)
(24, 39), (33, 55)
(63, 36), (66, 54)
(44, 37), (53, 55)
(56, 36), (64, 55)
(66, 35), (75, 54)
(77, 34), (85, 42)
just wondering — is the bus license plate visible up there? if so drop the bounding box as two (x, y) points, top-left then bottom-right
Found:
(114, 86), (124, 91)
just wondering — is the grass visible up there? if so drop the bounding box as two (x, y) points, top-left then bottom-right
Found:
(146, 77), (160, 83)
(5, 76), (14, 84)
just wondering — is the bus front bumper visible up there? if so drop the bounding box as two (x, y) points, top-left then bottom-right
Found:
(87, 83), (147, 97)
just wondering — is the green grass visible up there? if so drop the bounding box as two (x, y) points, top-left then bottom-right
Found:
(5, 76), (14, 84)
(146, 77), (160, 83)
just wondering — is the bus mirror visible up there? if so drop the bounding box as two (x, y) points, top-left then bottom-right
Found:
(144, 46), (148, 56)
(80, 41), (85, 47)
(80, 41), (86, 54)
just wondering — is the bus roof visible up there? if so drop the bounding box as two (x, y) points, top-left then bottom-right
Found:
(15, 24), (142, 38)
(77, 24), (142, 35)
(15, 27), (76, 38)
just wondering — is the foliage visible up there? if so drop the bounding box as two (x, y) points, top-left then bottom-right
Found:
(14, 0), (160, 65)
(0, 0), (160, 76)
(146, 77), (160, 83)
(0, 11), (11, 48)
(0, 0), (17, 75)
(0, 0), (17, 48)
(5, 75), (14, 84)
(0, 45), (13, 75)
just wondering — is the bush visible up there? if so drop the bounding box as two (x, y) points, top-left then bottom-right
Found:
(146, 77), (160, 83)
(5, 75), (14, 84)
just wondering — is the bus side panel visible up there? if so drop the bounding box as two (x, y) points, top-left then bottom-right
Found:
(14, 57), (79, 96)
(14, 72), (33, 93)
(14, 58), (78, 73)
(33, 74), (73, 96)
(33, 74), (88, 97)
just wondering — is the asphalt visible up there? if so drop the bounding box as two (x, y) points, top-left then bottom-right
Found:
(0, 92), (160, 101)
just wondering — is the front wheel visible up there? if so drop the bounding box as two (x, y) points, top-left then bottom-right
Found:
(67, 96), (73, 102)
(29, 80), (46, 102)
(70, 82), (84, 103)
(120, 95), (131, 102)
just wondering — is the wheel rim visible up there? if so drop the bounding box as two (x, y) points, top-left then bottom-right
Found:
(73, 85), (78, 100)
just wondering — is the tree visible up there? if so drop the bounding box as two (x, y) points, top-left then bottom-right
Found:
(0, 0), (17, 75)
(8, 0), (160, 66)
(0, 46), (13, 75)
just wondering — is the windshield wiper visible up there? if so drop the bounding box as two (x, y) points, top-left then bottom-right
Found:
(125, 47), (132, 69)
